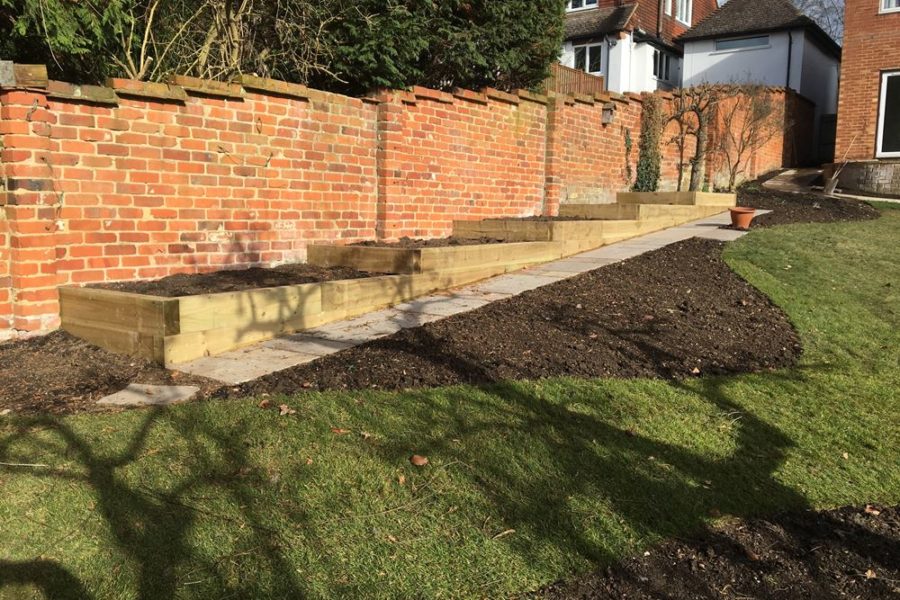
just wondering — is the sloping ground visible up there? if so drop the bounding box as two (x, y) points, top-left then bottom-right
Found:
(229, 238), (801, 396)
(738, 181), (880, 227)
(535, 504), (900, 599)
(0, 208), (897, 599)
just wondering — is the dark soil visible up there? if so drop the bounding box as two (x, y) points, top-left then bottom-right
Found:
(227, 238), (801, 396)
(738, 183), (881, 228)
(533, 504), (900, 599)
(92, 264), (374, 297)
(352, 236), (506, 248)
(0, 331), (219, 415)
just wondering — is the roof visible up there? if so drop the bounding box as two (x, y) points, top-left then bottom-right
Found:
(679, 0), (841, 58)
(564, 5), (638, 41)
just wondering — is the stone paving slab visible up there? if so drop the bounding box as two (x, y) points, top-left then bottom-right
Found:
(98, 384), (200, 407)
(394, 294), (492, 317)
(303, 308), (438, 344)
(174, 210), (763, 384)
(174, 347), (322, 385)
(262, 334), (355, 356)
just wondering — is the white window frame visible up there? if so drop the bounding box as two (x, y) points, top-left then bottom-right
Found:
(876, 71), (900, 158)
(665, 0), (673, 15)
(653, 50), (673, 82)
(881, 0), (900, 14)
(674, 0), (692, 24)
(713, 35), (771, 52)
(573, 42), (604, 75)
(566, 0), (598, 12)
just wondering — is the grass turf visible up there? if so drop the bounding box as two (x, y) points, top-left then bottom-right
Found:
(1, 210), (898, 599)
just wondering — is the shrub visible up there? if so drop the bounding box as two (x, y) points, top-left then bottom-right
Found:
(633, 94), (664, 192)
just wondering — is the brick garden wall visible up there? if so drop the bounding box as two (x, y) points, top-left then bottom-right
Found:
(0, 67), (811, 338)
(547, 93), (644, 206)
(375, 87), (548, 239)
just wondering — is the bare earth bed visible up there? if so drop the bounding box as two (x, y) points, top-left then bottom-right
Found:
(0, 331), (219, 415)
(0, 187), (880, 415)
(533, 504), (900, 600)
(351, 236), (506, 248)
(739, 183), (880, 227)
(90, 264), (374, 297)
(227, 238), (802, 397)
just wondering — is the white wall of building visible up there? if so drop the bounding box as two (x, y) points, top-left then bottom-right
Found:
(682, 31), (801, 89)
(560, 34), (683, 94)
(799, 32), (839, 115)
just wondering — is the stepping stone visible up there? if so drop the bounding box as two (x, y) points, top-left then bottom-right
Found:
(97, 384), (200, 407)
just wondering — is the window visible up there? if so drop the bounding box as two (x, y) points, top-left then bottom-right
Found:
(653, 50), (673, 81)
(674, 0), (692, 24)
(574, 43), (603, 74)
(566, 0), (598, 11)
(714, 35), (770, 51)
(877, 71), (900, 157)
(882, 0), (900, 12)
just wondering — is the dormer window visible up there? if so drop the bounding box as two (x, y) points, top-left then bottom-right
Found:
(883, 0), (900, 12)
(567, 0), (598, 11)
(674, 0), (693, 24)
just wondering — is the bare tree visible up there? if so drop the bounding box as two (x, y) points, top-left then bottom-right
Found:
(712, 85), (786, 191)
(668, 85), (727, 192)
(793, 0), (844, 43)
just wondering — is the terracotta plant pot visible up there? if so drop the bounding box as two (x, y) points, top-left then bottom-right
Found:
(729, 207), (756, 230)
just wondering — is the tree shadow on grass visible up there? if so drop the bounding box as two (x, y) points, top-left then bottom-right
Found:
(0, 408), (307, 600)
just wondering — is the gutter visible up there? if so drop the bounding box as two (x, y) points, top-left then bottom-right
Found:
(786, 30), (793, 89)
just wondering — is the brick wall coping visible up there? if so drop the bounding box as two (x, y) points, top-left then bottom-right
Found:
(0, 62), (598, 112)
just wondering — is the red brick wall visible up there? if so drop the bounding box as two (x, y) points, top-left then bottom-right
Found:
(0, 79), (379, 332)
(375, 87), (548, 239)
(0, 207), (10, 337)
(835, 0), (900, 160)
(0, 69), (809, 337)
(547, 93), (643, 206)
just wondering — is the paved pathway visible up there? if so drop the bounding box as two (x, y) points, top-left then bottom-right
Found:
(174, 211), (758, 385)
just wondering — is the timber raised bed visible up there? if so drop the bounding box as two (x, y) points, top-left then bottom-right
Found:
(59, 260), (534, 365)
(307, 240), (565, 274)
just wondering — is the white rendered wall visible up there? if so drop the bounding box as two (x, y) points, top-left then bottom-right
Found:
(682, 31), (801, 89)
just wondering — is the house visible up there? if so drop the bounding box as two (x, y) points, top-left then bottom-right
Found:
(679, 0), (841, 163)
(831, 0), (900, 195)
(558, 0), (719, 94)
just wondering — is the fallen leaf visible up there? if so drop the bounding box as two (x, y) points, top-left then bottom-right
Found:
(410, 454), (429, 467)
(691, 367), (702, 375)
(361, 431), (373, 440)
(746, 549), (761, 561)
(387, 534), (397, 543)
(492, 529), (516, 540)
(642, 314), (655, 321)
(258, 399), (271, 409)
(589, 333), (599, 339)
(865, 569), (877, 580)
(279, 404), (296, 416)
(864, 505), (881, 516)
(0, 409), (12, 416)
(575, 303), (583, 309)
(331, 428), (351, 435)
(842, 452), (849, 460)
(398, 474), (406, 486)
(305, 457), (313, 465)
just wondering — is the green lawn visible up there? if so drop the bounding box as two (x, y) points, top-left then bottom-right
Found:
(1, 210), (898, 599)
